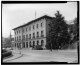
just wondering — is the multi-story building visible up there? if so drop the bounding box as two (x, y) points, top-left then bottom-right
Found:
(13, 15), (53, 49)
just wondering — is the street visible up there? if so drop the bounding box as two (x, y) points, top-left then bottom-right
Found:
(3, 48), (78, 63)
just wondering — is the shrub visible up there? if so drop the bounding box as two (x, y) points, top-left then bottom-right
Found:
(2, 49), (12, 58)
(33, 45), (43, 50)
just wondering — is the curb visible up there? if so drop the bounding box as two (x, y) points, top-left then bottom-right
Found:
(3, 54), (23, 62)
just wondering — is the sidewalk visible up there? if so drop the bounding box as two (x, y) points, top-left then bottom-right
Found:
(4, 48), (78, 63)
(3, 49), (23, 62)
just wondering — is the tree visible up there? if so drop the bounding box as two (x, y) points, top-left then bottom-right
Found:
(69, 18), (78, 43)
(5, 38), (11, 48)
(47, 11), (71, 50)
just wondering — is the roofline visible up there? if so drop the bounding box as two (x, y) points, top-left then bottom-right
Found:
(12, 15), (53, 30)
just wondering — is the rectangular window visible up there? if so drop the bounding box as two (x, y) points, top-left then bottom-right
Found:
(17, 37), (18, 41)
(29, 34), (31, 39)
(15, 37), (16, 41)
(24, 35), (25, 40)
(33, 25), (34, 29)
(26, 34), (28, 40)
(19, 37), (20, 41)
(15, 32), (16, 35)
(37, 32), (39, 37)
(19, 30), (20, 33)
(33, 33), (35, 38)
(26, 28), (27, 32)
(29, 26), (31, 31)
(23, 29), (24, 33)
(41, 22), (43, 27)
(37, 24), (38, 28)
(41, 31), (44, 37)
(17, 31), (18, 34)
(22, 35), (25, 40)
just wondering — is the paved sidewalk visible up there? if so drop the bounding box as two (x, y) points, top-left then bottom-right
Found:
(3, 50), (23, 62)
(4, 49), (78, 63)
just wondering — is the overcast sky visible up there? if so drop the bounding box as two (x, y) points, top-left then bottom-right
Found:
(2, 2), (77, 38)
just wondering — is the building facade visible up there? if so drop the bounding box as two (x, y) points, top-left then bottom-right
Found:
(13, 15), (53, 49)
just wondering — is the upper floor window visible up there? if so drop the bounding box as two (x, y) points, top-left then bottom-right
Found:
(22, 28), (24, 33)
(17, 31), (18, 34)
(29, 26), (31, 31)
(19, 36), (21, 41)
(15, 37), (16, 41)
(33, 33), (35, 38)
(29, 34), (31, 39)
(26, 28), (27, 32)
(37, 32), (39, 37)
(18, 30), (20, 33)
(33, 25), (34, 29)
(17, 36), (18, 41)
(41, 30), (44, 37)
(41, 22), (43, 27)
(22, 35), (25, 40)
(37, 24), (38, 28)
(15, 32), (16, 35)
(26, 34), (28, 40)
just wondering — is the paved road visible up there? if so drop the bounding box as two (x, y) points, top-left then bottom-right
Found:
(3, 49), (78, 63)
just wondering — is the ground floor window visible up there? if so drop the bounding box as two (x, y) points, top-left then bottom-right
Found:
(15, 43), (16, 47)
(23, 42), (25, 48)
(26, 42), (28, 48)
(33, 41), (35, 48)
(29, 41), (32, 47)
(17, 43), (18, 48)
(41, 40), (44, 46)
(37, 40), (39, 45)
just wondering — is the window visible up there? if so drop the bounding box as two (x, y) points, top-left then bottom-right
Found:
(26, 34), (28, 40)
(19, 30), (20, 33)
(17, 31), (18, 34)
(19, 36), (21, 41)
(22, 35), (25, 40)
(41, 31), (44, 37)
(17, 37), (18, 41)
(37, 32), (39, 37)
(29, 26), (31, 31)
(26, 28), (27, 32)
(33, 41), (35, 47)
(33, 33), (35, 38)
(15, 37), (16, 41)
(15, 43), (16, 47)
(41, 22), (43, 27)
(15, 32), (16, 35)
(26, 42), (28, 48)
(22, 29), (24, 33)
(41, 40), (44, 46)
(29, 41), (32, 47)
(23, 42), (25, 48)
(29, 34), (31, 39)
(33, 25), (34, 29)
(37, 24), (38, 28)
(37, 40), (39, 45)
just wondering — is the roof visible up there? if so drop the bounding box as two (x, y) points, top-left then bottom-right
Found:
(12, 15), (53, 30)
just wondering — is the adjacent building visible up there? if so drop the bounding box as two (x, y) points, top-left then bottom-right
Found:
(13, 15), (53, 49)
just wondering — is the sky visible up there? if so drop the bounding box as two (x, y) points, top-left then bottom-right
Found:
(2, 2), (77, 38)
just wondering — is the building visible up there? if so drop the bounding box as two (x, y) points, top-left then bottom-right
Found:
(13, 15), (53, 49)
